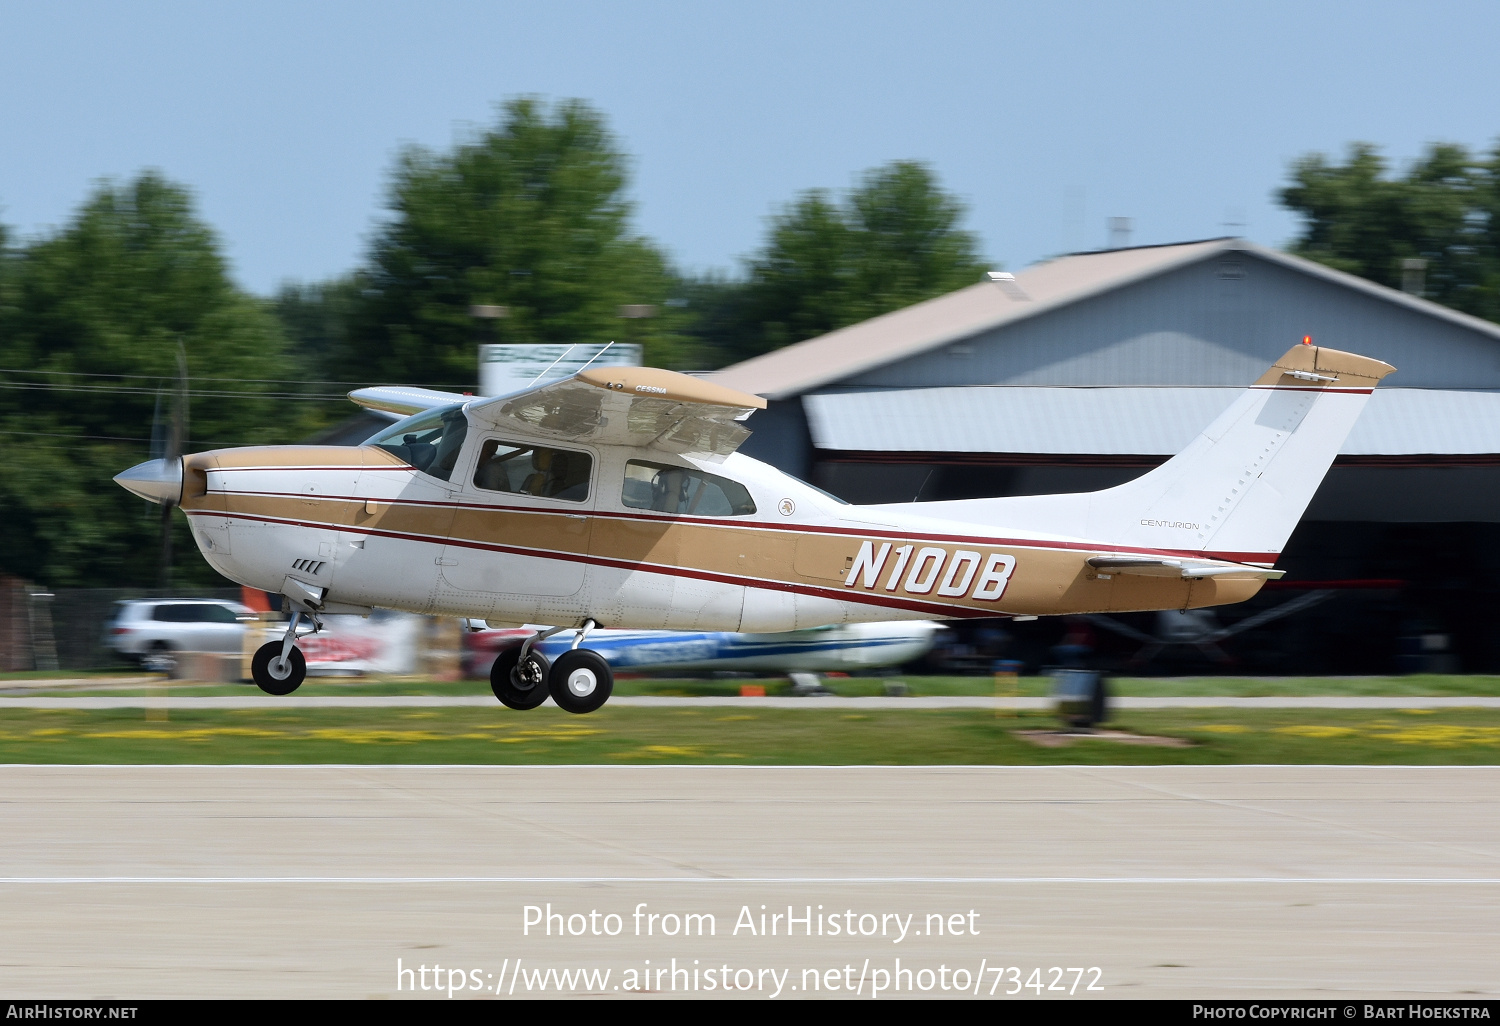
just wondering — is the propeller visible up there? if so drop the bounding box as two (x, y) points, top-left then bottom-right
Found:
(115, 342), (189, 587)
(158, 343), (189, 587)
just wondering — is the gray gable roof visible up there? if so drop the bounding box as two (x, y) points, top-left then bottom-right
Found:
(804, 387), (1500, 456)
(709, 238), (1500, 399)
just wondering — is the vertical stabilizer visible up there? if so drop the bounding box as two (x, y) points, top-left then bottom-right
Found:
(892, 345), (1396, 564)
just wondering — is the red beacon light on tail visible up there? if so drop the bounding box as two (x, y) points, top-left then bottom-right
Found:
(1302, 335), (1313, 345)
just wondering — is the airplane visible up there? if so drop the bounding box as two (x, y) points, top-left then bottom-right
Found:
(114, 341), (1394, 713)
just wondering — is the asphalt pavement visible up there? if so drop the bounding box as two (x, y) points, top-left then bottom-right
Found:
(1, 765), (1495, 999)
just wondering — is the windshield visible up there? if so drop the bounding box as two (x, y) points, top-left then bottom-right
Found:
(365, 404), (470, 482)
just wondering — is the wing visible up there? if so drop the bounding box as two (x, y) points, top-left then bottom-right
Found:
(346, 385), (471, 418)
(464, 366), (767, 461)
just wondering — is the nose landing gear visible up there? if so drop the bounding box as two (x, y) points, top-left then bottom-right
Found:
(489, 619), (614, 713)
(250, 610), (316, 695)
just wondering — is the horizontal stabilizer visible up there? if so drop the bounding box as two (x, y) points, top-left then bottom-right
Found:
(1086, 557), (1285, 580)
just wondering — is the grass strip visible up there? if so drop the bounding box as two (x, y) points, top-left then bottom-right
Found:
(1, 705), (1498, 765)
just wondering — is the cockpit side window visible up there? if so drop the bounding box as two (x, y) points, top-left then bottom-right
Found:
(472, 440), (592, 501)
(366, 404), (470, 482)
(621, 460), (756, 516)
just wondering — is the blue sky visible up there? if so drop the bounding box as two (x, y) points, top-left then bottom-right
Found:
(2, 1), (1496, 295)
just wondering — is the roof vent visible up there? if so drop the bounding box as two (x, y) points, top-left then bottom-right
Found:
(986, 271), (1029, 301)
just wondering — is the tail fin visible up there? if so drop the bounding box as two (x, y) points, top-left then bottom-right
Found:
(898, 344), (1396, 564)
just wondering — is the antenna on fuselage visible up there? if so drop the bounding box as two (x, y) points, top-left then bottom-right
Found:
(524, 344), (578, 388)
(574, 340), (614, 374)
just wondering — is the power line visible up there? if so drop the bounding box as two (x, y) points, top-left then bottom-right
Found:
(0, 367), (477, 389)
(0, 429), (294, 446)
(0, 382), (352, 401)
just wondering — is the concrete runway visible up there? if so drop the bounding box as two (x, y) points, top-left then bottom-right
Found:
(1, 765), (1497, 1000)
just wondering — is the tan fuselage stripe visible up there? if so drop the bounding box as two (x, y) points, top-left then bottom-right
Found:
(189, 488), (1267, 616)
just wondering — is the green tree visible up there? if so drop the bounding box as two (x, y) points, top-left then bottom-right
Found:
(1279, 141), (1500, 322)
(667, 271), (750, 368)
(273, 275), (362, 385)
(730, 161), (988, 360)
(0, 172), (309, 587)
(340, 97), (690, 387)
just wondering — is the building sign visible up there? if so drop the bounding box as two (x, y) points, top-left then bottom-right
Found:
(479, 343), (642, 398)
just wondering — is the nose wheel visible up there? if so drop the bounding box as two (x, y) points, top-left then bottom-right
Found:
(251, 641), (306, 695)
(251, 609), (316, 695)
(548, 649), (613, 714)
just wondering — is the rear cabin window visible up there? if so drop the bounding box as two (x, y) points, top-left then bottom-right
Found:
(622, 460), (756, 517)
(367, 404), (470, 482)
(472, 440), (592, 501)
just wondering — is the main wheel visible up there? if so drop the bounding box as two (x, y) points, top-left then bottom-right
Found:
(251, 640), (306, 695)
(547, 649), (613, 714)
(491, 646), (551, 710)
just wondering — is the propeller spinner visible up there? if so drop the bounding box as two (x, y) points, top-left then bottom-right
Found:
(114, 457), (183, 505)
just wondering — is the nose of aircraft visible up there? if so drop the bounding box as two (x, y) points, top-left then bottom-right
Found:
(114, 458), (183, 505)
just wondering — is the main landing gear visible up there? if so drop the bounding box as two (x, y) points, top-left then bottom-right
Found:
(490, 619), (613, 714)
(250, 610), (318, 695)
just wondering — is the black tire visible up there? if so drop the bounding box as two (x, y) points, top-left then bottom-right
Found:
(548, 649), (613, 714)
(251, 640), (306, 695)
(491, 646), (551, 710)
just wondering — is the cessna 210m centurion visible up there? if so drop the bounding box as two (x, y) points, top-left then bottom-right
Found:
(115, 342), (1394, 713)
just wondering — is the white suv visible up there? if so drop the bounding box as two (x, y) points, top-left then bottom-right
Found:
(105, 599), (257, 669)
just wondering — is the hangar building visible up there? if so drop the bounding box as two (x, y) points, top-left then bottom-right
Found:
(710, 238), (1500, 673)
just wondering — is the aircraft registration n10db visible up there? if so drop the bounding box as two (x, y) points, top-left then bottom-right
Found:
(115, 342), (1394, 713)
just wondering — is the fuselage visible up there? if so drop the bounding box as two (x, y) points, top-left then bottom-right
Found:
(177, 435), (1265, 631)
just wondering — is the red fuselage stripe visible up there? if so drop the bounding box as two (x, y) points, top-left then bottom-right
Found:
(206, 483), (1280, 566)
